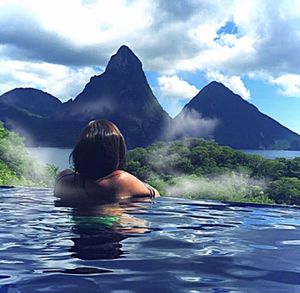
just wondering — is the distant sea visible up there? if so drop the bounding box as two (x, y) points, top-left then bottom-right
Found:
(27, 147), (300, 171)
(240, 149), (300, 160)
(27, 147), (72, 171)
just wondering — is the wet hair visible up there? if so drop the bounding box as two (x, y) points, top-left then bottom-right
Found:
(70, 120), (127, 180)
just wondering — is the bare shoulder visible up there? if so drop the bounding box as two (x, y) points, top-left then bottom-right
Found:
(119, 171), (160, 197)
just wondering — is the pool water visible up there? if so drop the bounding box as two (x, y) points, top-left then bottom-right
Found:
(1, 187), (300, 292)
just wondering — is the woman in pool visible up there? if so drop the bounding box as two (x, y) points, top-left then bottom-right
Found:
(54, 119), (159, 204)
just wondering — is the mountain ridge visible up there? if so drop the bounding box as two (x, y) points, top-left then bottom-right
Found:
(175, 81), (300, 149)
(54, 44), (171, 148)
(0, 87), (63, 117)
(0, 46), (299, 150)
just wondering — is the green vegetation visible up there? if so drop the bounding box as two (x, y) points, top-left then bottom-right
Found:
(268, 177), (300, 205)
(0, 122), (57, 187)
(126, 138), (300, 205)
(0, 123), (299, 206)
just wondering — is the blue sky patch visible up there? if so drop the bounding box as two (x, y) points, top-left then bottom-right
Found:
(217, 20), (238, 36)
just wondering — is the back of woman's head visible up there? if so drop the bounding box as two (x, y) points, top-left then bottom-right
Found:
(70, 120), (127, 180)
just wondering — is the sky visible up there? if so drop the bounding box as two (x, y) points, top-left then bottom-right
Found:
(0, 0), (300, 134)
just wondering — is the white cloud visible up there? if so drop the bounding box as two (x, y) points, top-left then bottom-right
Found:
(249, 71), (300, 99)
(0, 0), (299, 102)
(206, 71), (251, 100)
(0, 60), (100, 100)
(0, 0), (299, 75)
(269, 74), (300, 98)
(158, 75), (199, 99)
(0, 0), (152, 47)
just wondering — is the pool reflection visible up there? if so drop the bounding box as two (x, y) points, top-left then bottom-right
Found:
(57, 197), (153, 261)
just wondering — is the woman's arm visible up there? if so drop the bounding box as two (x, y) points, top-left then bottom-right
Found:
(143, 182), (160, 198)
(116, 172), (160, 198)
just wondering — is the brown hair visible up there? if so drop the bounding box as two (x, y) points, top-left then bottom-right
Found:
(70, 120), (127, 180)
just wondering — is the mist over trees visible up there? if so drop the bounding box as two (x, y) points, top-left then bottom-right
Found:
(126, 138), (300, 205)
(0, 122), (57, 186)
(0, 122), (299, 206)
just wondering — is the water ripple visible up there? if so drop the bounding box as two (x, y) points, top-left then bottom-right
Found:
(0, 188), (300, 292)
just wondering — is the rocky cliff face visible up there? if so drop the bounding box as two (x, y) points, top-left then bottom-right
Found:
(57, 45), (171, 148)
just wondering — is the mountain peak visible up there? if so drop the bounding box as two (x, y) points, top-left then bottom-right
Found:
(207, 81), (223, 87)
(105, 45), (142, 74)
(204, 81), (233, 94)
(177, 81), (300, 149)
(0, 87), (62, 119)
(117, 45), (135, 55)
(1, 87), (60, 101)
(184, 80), (248, 113)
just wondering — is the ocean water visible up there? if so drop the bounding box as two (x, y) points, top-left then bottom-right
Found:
(27, 148), (300, 171)
(27, 147), (72, 170)
(241, 149), (300, 160)
(1, 187), (300, 292)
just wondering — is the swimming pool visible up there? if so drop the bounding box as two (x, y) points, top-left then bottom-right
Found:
(1, 187), (300, 292)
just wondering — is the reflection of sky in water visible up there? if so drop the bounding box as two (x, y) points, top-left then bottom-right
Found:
(237, 207), (300, 230)
(1, 188), (300, 292)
